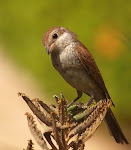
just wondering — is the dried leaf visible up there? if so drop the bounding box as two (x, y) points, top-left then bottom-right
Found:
(51, 112), (64, 149)
(53, 94), (59, 103)
(77, 99), (112, 143)
(68, 99), (111, 140)
(44, 130), (57, 150)
(25, 112), (49, 150)
(38, 100), (59, 121)
(25, 139), (34, 150)
(18, 93), (52, 126)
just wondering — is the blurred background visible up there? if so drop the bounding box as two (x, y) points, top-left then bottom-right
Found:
(0, 0), (131, 149)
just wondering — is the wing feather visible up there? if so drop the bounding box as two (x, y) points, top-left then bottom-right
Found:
(75, 42), (110, 99)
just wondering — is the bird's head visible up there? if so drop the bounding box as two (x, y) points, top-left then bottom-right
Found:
(42, 26), (77, 55)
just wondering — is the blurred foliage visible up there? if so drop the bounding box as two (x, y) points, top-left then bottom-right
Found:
(0, 0), (131, 122)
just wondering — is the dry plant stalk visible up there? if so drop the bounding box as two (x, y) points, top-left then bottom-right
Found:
(19, 92), (112, 150)
(23, 139), (34, 150)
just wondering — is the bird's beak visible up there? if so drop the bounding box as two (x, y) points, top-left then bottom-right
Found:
(46, 43), (55, 55)
(46, 48), (50, 55)
(45, 45), (51, 55)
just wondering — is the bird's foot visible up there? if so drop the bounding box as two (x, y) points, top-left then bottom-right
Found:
(67, 91), (82, 108)
(86, 95), (94, 106)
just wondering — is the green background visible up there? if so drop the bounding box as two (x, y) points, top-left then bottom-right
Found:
(0, 0), (131, 123)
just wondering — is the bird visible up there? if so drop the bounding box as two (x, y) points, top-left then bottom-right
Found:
(42, 26), (128, 144)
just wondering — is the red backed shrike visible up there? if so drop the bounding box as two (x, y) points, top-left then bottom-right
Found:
(42, 26), (128, 144)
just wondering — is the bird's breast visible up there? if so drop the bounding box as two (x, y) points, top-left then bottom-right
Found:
(51, 42), (106, 100)
(51, 44), (94, 93)
(51, 43), (81, 71)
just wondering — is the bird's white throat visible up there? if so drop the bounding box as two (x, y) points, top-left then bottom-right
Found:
(56, 32), (73, 49)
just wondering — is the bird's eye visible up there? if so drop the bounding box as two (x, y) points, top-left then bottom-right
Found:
(52, 33), (58, 39)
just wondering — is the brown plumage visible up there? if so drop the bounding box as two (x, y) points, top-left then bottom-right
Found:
(42, 26), (128, 144)
(75, 42), (110, 100)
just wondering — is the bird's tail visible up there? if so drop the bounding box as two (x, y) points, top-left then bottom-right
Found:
(105, 108), (128, 144)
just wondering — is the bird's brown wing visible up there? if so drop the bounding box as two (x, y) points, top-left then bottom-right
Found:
(76, 42), (110, 99)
